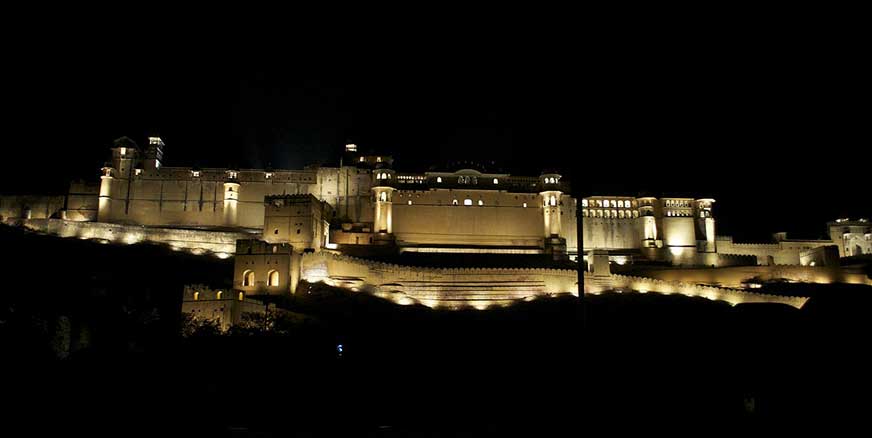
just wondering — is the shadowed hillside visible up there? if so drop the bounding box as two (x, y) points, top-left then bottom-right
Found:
(3, 224), (871, 435)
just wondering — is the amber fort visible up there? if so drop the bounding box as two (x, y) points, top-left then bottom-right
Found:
(1, 137), (869, 327)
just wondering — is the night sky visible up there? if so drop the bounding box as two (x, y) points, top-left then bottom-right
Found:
(4, 33), (869, 242)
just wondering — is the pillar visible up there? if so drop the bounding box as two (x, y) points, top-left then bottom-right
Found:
(223, 182), (240, 227)
(541, 190), (563, 238)
(98, 168), (114, 223)
(372, 186), (394, 233)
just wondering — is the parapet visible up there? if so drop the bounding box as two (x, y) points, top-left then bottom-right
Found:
(235, 239), (293, 255)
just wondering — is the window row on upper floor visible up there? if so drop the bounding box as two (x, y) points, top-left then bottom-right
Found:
(582, 199), (636, 208)
(582, 209), (639, 219)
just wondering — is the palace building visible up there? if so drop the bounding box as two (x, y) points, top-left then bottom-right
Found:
(2, 137), (869, 315)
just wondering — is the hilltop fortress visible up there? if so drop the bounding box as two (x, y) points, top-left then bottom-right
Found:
(2, 137), (870, 321)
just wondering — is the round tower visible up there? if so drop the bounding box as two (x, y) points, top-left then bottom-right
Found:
(637, 197), (659, 246)
(223, 173), (241, 227)
(539, 172), (567, 260)
(371, 169), (396, 234)
(98, 166), (114, 222)
(539, 173), (563, 238)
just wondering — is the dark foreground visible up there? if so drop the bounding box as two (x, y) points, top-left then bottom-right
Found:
(3, 225), (872, 436)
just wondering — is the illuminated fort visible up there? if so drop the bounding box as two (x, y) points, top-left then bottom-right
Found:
(1, 137), (870, 323)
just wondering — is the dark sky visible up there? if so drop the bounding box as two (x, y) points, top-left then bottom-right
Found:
(3, 30), (869, 242)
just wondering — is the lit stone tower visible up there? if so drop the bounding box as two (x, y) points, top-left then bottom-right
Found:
(371, 169), (396, 234)
(143, 136), (165, 171)
(97, 166), (114, 222)
(99, 142), (139, 222)
(539, 172), (567, 259)
(695, 198), (717, 253)
(110, 142), (138, 177)
(637, 197), (659, 247)
(223, 171), (240, 227)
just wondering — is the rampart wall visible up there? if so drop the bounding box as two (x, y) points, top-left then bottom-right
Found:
(623, 265), (871, 289)
(4, 218), (254, 255)
(584, 272), (809, 309)
(300, 251), (579, 309)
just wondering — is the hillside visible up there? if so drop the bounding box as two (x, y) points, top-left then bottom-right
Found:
(2, 224), (871, 435)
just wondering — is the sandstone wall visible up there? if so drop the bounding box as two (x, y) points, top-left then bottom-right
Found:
(300, 251), (579, 309)
(0, 195), (66, 220)
(5, 218), (254, 255)
(583, 272), (809, 309)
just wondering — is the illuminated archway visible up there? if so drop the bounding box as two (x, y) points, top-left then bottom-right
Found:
(267, 270), (280, 287)
(243, 270), (255, 287)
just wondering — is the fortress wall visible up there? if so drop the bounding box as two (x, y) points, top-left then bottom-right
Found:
(66, 181), (99, 221)
(581, 217), (640, 250)
(716, 236), (835, 265)
(623, 265), (871, 289)
(391, 190), (545, 247)
(300, 251), (579, 309)
(0, 195), (66, 220)
(662, 217), (696, 247)
(182, 284), (268, 331)
(99, 166), (375, 229)
(6, 218), (252, 254)
(717, 253), (758, 267)
(584, 272), (809, 309)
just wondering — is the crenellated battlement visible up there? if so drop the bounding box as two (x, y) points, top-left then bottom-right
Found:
(585, 272), (809, 309)
(300, 251), (579, 308)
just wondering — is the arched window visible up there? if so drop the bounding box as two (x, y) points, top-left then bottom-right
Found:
(407, 200), (412, 205)
(453, 199), (458, 205)
(493, 178), (498, 184)
(523, 202), (527, 208)
(464, 199), (472, 206)
(437, 177), (442, 183)
(216, 291), (223, 300)
(478, 200), (484, 206)
(549, 195), (557, 206)
(267, 270), (279, 286)
(243, 270), (254, 287)
(619, 210), (625, 219)
(193, 291), (199, 301)
(238, 292), (244, 301)
(379, 192), (387, 202)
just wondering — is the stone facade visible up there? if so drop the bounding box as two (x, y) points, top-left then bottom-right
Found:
(181, 284), (270, 331)
(828, 219), (872, 258)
